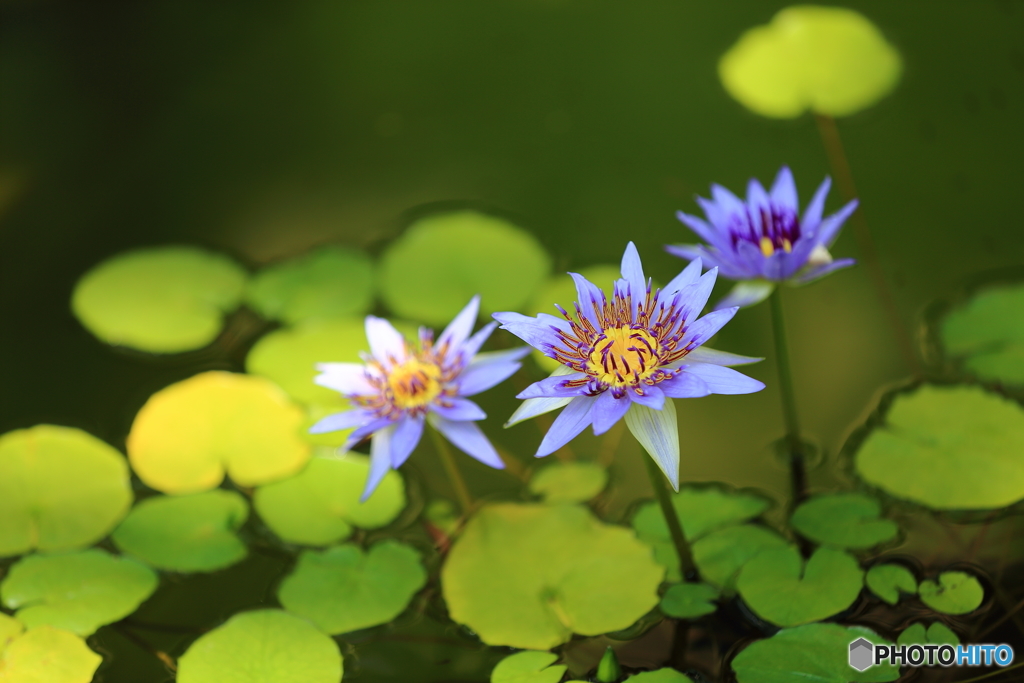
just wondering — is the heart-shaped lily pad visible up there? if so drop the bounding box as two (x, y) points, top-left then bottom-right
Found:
(277, 541), (427, 634)
(176, 609), (342, 683)
(940, 283), (1024, 386)
(691, 524), (790, 589)
(719, 6), (901, 118)
(0, 625), (102, 683)
(731, 623), (898, 683)
(442, 503), (663, 649)
(491, 651), (567, 683)
(736, 547), (863, 627)
(659, 582), (719, 619)
(529, 462), (608, 504)
(918, 571), (984, 615)
(254, 452), (406, 546)
(790, 493), (898, 549)
(854, 384), (1024, 509)
(1, 549), (157, 636)
(0, 425), (132, 557)
(71, 245), (247, 353)
(246, 245), (374, 324)
(898, 622), (959, 647)
(127, 371), (310, 494)
(111, 490), (248, 572)
(865, 563), (917, 605)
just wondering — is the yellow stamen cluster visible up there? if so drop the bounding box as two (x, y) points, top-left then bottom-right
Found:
(386, 358), (443, 409)
(759, 236), (793, 256)
(585, 327), (660, 388)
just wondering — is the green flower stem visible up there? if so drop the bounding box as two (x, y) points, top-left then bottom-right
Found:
(769, 287), (807, 503)
(642, 453), (697, 580)
(429, 427), (473, 515)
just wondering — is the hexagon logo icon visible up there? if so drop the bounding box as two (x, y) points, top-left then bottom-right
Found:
(849, 637), (874, 672)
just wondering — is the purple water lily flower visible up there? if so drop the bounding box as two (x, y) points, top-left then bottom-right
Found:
(310, 295), (529, 501)
(493, 243), (765, 488)
(667, 166), (858, 309)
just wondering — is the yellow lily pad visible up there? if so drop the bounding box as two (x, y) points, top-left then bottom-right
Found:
(0, 625), (102, 683)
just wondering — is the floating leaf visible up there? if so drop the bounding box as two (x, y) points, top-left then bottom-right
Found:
(731, 623), (898, 683)
(0, 425), (131, 557)
(442, 503), (663, 649)
(790, 493), (897, 549)
(719, 6), (901, 118)
(0, 613), (23, 648)
(491, 651), (567, 683)
(692, 525), (791, 590)
(529, 462), (608, 504)
(897, 622), (959, 647)
(854, 385), (1024, 509)
(255, 453), (405, 546)
(659, 582), (719, 619)
(865, 564), (917, 605)
(176, 609), (342, 683)
(736, 547), (863, 627)
(380, 210), (551, 326)
(111, 490), (248, 572)
(246, 245), (374, 324)
(0, 626), (102, 683)
(278, 541), (426, 635)
(1, 549), (157, 636)
(625, 671), (694, 683)
(127, 371), (310, 494)
(71, 245), (247, 353)
(940, 284), (1024, 386)
(918, 571), (984, 615)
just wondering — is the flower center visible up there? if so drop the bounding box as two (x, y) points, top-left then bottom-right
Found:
(585, 327), (660, 387)
(387, 358), (443, 409)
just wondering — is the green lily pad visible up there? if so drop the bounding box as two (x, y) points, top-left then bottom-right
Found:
(659, 582), (719, 619)
(1, 549), (157, 636)
(111, 490), (248, 572)
(790, 493), (898, 549)
(898, 622), (959, 647)
(254, 452), (406, 546)
(692, 524), (791, 590)
(731, 623), (898, 683)
(918, 571), (984, 615)
(246, 245), (374, 324)
(277, 541), (427, 634)
(719, 6), (901, 119)
(0, 613), (21, 648)
(127, 371), (310, 494)
(176, 609), (343, 683)
(0, 625), (102, 683)
(71, 245), (247, 353)
(736, 547), (863, 627)
(941, 283), (1024, 386)
(625, 671), (694, 683)
(0, 425), (132, 557)
(442, 503), (663, 649)
(854, 384), (1024, 509)
(380, 210), (551, 326)
(865, 564), (917, 605)
(491, 651), (567, 683)
(529, 462), (608, 504)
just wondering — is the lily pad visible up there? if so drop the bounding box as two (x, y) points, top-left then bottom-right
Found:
(731, 623), (898, 683)
(529, 462), (608, 504)
(855, 385), (1024, 509)
(111, 490), (248, 572)
(918, 571), (984, 615)
(659, 582), (719, 619)
(380, 210), (551, 326)
(0, 425), (132, 557)
(176, 609), (343, 683)
(940, 284), (1024, 386)
(254, 452), (406, 546)
(491, 650), (567, 683)
(865, 563), (917, 605)
(898, 622), (959, 647)
(719, 6), (901, 118)
(246, 245), (374, 324)
(736, 547), (863, 627)
(790, 493), (898, 549)
(0, 625), (102, 683)
(127, 371), (310, 494)
(71, 245), (247, 353)
(692, 524), (791, 590)
(0, 614), (21, 648)
(1, 549), (157, 636)
(625, 671), (694, 683)
(277, 541), (427, 634)
(442, 503), (663, 649)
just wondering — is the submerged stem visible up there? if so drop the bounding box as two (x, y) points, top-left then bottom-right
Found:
(429, 426), (473, 515)
(769, 288), (807, 503)
(642, 454), (697, 580)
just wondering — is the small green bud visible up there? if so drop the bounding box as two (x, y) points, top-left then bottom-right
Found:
(596, 646), (621, 683)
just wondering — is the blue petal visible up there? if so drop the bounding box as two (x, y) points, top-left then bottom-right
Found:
(390, 414), (425, 468)
(438, 295), (480, 351)
(517, 372), (587, 399)
(570, 272), (605, 328)
(313, 362), (373, 395)
(769, 166), (798, 213)
(714, 281), (775, 311)
(591, 391), (631, 435)
(431, 397), (487, 422)
(659, 372), (711, 398)
(458, 348), (530, 396)
(428, 415), (505, 469)
(746, 178), (771, 234)
(793, 257), (856, 285)
(801, 176), (833, 231)
(365, 316), (406, 365)
(309, 408), (373, 434)
(682, 364), (765, 395)
(629, 385), (666, 410)
(492, 311), (568, 353)
(361, 425), (395, 502)
(342, 416), (393, 452)
(505, 396), (573, 428)
(709, 184), (746, 225)
(814, 199), (859, 248)
(675, 267), (719, 328)
(624, 400), (680, 490)
(682, 307), (738, 348)
(620, 242), (647, 300)
(683, 347), (763, 366)
(675, 211), (720, 246)
(663, 257), (704, 295)
(536, 395), (597, 457)
(456, 321), (498, 362)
